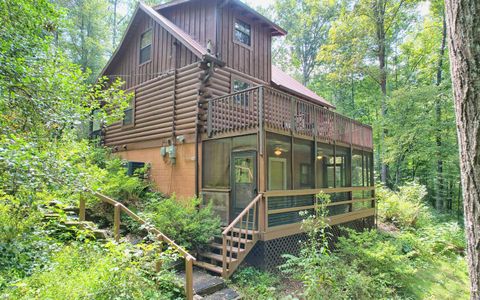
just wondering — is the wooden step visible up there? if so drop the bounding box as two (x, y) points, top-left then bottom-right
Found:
(210, 243), (245, 254)
(224, 227), (258, 235)
(200, 252), (237, 264)
(194, 261), (224, 274)
(223, 236), (252, 244)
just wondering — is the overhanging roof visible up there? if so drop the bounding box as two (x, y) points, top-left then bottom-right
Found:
(100, 2), (210, 77)
(101, 2), (333, 109)
(272, 65), (335, 109)
(154, 0), (287, 36)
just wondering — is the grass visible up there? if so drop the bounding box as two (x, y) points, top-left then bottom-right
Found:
(405, 257), (470, 300)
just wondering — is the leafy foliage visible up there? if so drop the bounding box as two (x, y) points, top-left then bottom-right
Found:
(2, 242), (184, 300)
(231, 267), (281, 299)
(143, 197), (221, 251)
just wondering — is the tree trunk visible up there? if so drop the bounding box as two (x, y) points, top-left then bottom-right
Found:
(435, 13), (447, 210)
(444, 1), (480, 298)
(374, 0), (389, 185)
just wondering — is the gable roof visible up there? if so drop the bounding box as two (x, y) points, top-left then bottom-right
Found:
(271, 65), (335, 109)
(101, 2), (334, 109)
(154, 0), (287, 36)
(100, 2), (210, 77)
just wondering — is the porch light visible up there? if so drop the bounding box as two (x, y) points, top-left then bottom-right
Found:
(316, 151), (324, 160)
(273, 145), (287, 156)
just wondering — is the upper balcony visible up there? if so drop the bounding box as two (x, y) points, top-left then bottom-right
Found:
(206, 85), (373, 149)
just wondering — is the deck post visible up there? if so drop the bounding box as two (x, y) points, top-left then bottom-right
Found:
(259, 86), (264, 156)
(114, 203), (121, 242)
(185, 257), (194, 300)
(207, 99), (213, 137)
(79, 194), (86, 222)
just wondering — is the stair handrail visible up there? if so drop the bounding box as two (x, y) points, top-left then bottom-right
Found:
(221, 193), (263, 276)
(79, 192), (195, 300)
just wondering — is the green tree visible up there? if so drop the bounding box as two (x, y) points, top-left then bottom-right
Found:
(56, 0), (111, 83)
(273, 0), (340, 85)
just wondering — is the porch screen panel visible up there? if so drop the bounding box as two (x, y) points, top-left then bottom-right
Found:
(267, 133), (292, 190)
(335, 146), (351, 187)
(352, 149), (363, 187)
(293, 139), (314, 189)
(316, 143), (334, 188)
(202, 139), (231, 188)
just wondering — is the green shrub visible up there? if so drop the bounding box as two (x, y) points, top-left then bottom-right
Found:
(143, 196), (221, 252)
(2, 242), (184, 300)
(231, 267), (280, 299)
(377, 182), (431, 228)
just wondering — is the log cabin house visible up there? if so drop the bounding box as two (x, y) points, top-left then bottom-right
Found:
(98, 0), (375, 278)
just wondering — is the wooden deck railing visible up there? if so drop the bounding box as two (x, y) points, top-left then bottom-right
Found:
(207, 85), (373, 149)
(79, 192), (195, 300)
(263, 186), (376, 238)
(221, 193), (262, 277)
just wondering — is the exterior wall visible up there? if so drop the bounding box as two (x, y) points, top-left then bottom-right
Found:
(104, 63), (204, 148)
(161, 0), (217, 51)
(217, 3), (272, 83)
(115, 142), (198, 199)
(106, 10), (199, 90)
(160, 0), (272, 84)
(207, 66), (266, 100)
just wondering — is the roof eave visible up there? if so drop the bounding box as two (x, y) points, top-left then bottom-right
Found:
(271, 82), (336, 110)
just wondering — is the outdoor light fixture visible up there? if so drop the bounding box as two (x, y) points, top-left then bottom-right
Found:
(316, 150), (324, 160)
(273, 145), (287, 156)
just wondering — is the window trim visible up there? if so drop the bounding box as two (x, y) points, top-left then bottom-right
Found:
(233, 18), (252, 49)
(139, 28), (153, 65)
(122, 96), (135, 128)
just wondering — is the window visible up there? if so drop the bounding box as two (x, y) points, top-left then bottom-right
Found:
(139, 29), (152, 64)
(293, 139), (314, 189)
(123, 98), (134, 126)
(232, 79), (251, 105)
(234, 19), (251, 46)
(91, 109), (101, 132)
(267, 133), (292, 190)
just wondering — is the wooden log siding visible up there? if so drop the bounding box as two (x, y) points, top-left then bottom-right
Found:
(105, 63), (203, 146)
(207, 85), (374, 149)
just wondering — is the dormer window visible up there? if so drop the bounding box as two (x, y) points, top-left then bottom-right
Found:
(234, 19), (251, 46)
(139, 29), (152, 64)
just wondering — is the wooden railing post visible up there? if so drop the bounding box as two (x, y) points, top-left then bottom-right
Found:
(79, 194), (86, 222)
(155, 235), (163, 272)
(207, 99), (213, 137)
(114, 203), (121, 242)
(185, 257), (194, 300)
(259, 86), (264, 156)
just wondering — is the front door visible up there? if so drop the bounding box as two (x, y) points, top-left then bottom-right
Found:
(231, 151), (257, 222)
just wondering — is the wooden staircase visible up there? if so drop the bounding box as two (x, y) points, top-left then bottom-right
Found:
(195, 194), (262, 278)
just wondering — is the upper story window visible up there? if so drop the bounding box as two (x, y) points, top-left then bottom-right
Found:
(234, 19), (251, 46)
(123, 98), (134, 126)
(139, 29), (152, 64)
(232, 79), (251, 105)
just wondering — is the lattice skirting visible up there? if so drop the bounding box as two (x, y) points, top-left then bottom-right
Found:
(244, 216), (375, 272)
